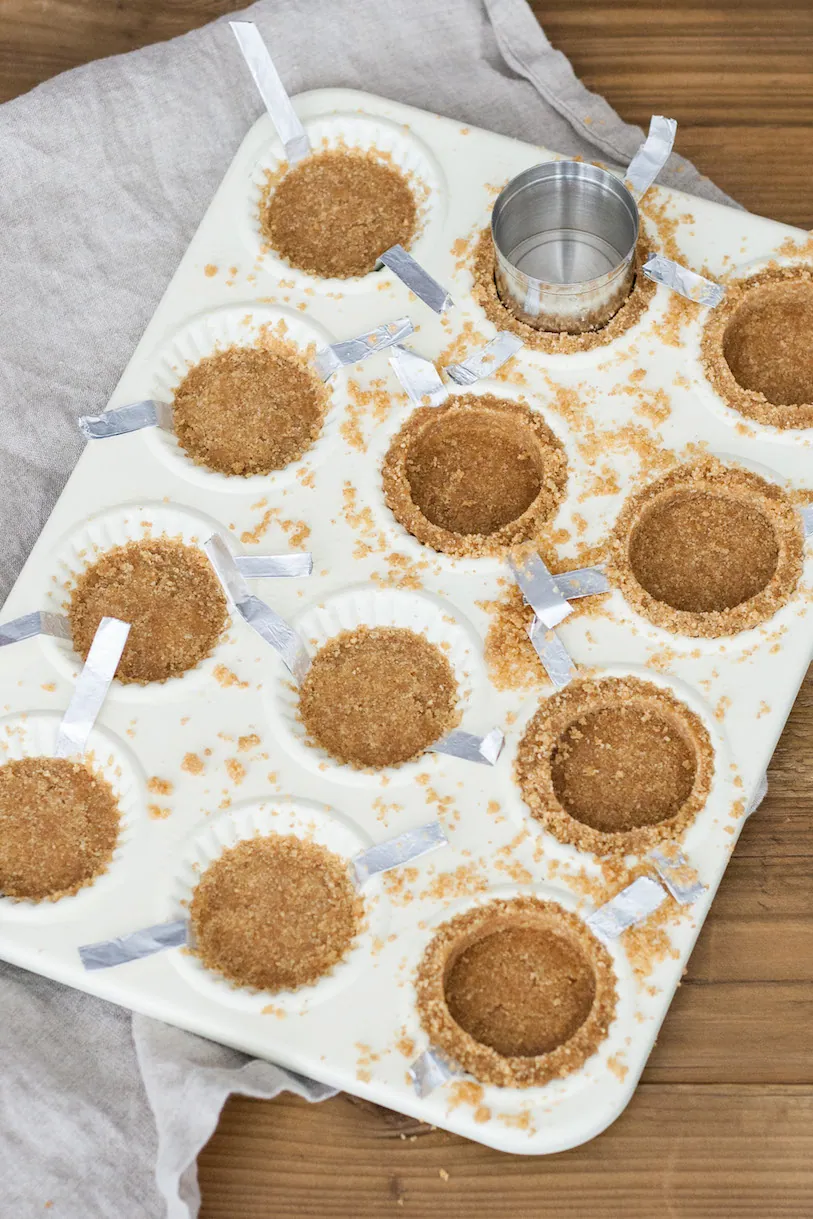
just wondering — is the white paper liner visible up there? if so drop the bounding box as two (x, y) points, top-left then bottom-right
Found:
(142, 303), (337, 493)
(242, 111), (445, 293)
(39, 501), (238, 702)
(0, 711), (144, 923)
(229, 22), (310, 166)
(624, 115), (677, 201)
(265, 585), (483, 788)
(164, 798), (382, 1013)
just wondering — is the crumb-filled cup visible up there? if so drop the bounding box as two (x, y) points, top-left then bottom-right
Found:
(491, 162), (639, 334)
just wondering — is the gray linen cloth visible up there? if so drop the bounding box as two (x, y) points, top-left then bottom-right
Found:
(0, 0), (735, 1214)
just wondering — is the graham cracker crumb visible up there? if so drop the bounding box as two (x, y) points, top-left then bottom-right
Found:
(0, 756), (120, 900)
(416, 897), (617, 1088)
(190, 834), (362, 992)
(68, 538), (227, 684)
(261, 149), (417, 278)
(299, 626), (460, 768)
(515, 676), (714, 855)
(182, 752), (205, 775)
(382, 393), (567, 556)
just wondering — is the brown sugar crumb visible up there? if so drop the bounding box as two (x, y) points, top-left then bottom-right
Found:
(607, 457), (804, 637)
(515, 676), (714, 856)
(190, 834), (362, 992)
(0, 756), (120, 900)
(172, 339), (330, 475)
(204, 264), (218, 278)
(182, 752), (205, 775)
(147, 776), (174, 796)
(471, 227), (656, 354)
(416, 897), (617, 1088)
(299, 626), (460, 769)
(148, 803), (171, 820)
(238, 734), (261, 752)
(68, 538), (228, 684)
(382, 394), (567, 557)
(225, 759), (246, 785)
(260, 149), (418, 279)
(701, 265), (813, 428)
(213, 665), (249, 689)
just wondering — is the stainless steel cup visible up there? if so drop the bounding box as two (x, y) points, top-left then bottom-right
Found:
(491, 161), (639, 335)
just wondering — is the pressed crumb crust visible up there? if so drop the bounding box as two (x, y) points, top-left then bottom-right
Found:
(299, 626), (460, 769)
(515, 676), (714, 855)
(260, 149), (418, 279)
(416, 897), (617, 1088)
(701, 265), (813, 429)
(68, 537), (228, 684)
(0, 756), (120, 900)
(606, 457), (804, 637)
(382, 394), (568, 557)
(190, 834), (362, 993)
(472, 228), (656, 354)
(172, 340), (330, 476)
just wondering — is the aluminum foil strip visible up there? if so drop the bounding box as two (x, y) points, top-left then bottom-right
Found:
(79, 399), (173, 440)
(229, 22), (310, 165)
(234, 553), (313, 578)
(444, 332), (524, 385)
(623, 115), (677, 202)
(586, 876), (668, 943)
(408, 1049), (458, 1098)
(388, 344), (448, 407)
(553, 565), (610, 599)
(801, 504), (813, 538)
(429, 727), (504, 766)
(53, 617), (130, 759)
(642, 254), (725, 307)
(314, 316), (415, 380)
(509, 552), (572, 629)
(352, 820), (448, 886)
(204, 534), (311, 683)
(745, 772), (769, 818)
(378, 245), (454, 314)
(0, 610), (71, 646)
(648, 846), (706, 905)
(527, 618), (577, 689)
(79, 919), (189, 971)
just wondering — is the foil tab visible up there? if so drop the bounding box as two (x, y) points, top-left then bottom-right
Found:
(509, 552), (573, 629)
(388, 344), (448, 407)
(642, 254), (725, 307)
(586, 876), (668, 943)
(79, 399), (172, 439)
(79, 919), (189, 971)
(553, 565), (610, 599)
(234, 553), (313, 578)
(314, 316), (415, 380)
(0, 610), (71, 646)
(444, 332), (524, 385)
(352, 820), (448, 886)
(378, 245), (454, 314)
(429, 727), (504, 765)
(624, 115), (677, 201)
(800, 504), (813, 538)
(54, 617), (130, 759)
(526, 619), (577, 688)
(648, 846), (706, 905)
(204, 534), (311, 683)
(229, 22), (310, 165)
(745, 772), (769, 817)
(408, 1049), (457, 1098)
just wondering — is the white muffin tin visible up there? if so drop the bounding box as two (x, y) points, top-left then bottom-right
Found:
(1, 90), (811, 1154)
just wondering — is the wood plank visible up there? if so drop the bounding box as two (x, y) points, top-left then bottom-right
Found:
(199, 1087), (813, 1218)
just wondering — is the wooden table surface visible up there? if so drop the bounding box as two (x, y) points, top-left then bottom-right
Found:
(2, 2), (812, 1215)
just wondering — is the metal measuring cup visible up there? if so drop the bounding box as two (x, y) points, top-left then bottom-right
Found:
(491, 117), (677, 335)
